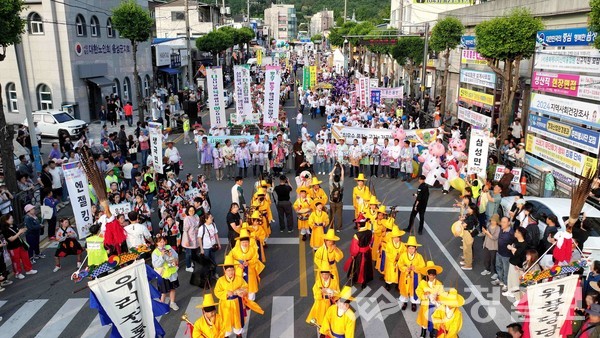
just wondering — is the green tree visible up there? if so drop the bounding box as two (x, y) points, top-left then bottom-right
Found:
(0, 0), (26, 194)
(311, 34), (323, 43)
(430, 17), (464, 115)
(391, 36), (425, 95)
(366, 29), (394, 83)
(236, 27), (255, 63)
(348, 22), (375, 69)
(196, 30), (234, 66)
(589, 0), (600, 49)
(328, 21), (356, 47)
(475, 8), (543, 141)
(111, 0), (154, 122)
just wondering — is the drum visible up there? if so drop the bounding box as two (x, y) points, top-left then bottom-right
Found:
(297, 208), (311, 221)
(451, 221), (464, 237)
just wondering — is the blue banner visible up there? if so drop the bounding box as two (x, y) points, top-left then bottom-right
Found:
(459, 35), (476, 49)
(370, 90), (381, 106)
(527, 114), (600, 153)
(536, 27), (597, 47)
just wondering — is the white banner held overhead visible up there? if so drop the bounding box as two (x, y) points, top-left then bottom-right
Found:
(207, 67), (227, 128)
(88, 260), (156, 338)
(62, 162), (91, 239)
(523, 274), (578, 338)
(377, 86), (404, 99)
(467, 128), (489, 178)
(109, 202), (132, 220)
(148, 122), (163, 174)
(233, 65), (252, 125)
(263, 65), (281, 126)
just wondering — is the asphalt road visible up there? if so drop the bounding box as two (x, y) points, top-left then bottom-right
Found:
(0, 85), (519, 337)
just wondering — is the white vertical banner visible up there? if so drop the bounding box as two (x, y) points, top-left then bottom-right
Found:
(241, 65), (253, 120)
(207, 66), (227, 128)
(233, 65), (252, 125)
(358, 78), (367, 108)
(466, 128), (489, 178)
(148, 122), (163, 174)
(62, 162), (91, 239)
(263, 65), (281, 126)
(88, 260), (156, 338)
(523, 274), (579, 338)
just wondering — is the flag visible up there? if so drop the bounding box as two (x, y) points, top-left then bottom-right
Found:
(206, 67), (227, 128)
(148, 122), (163, 174)
(62, 162), (91, 239)
(263, 65), (281, 127)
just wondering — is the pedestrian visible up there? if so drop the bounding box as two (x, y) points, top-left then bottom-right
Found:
(235, 140), (250, 178)
(274, 175), (294, 233)
(575, 304), (600, 337)
(213, 255), (250, 337)
(124, 211), (153, 250)
(294, 187), (313, 241)
(138, 130), (150, 165)
(431, 288), (465, 337)
(182, 205), (200, 273)
(481, 214), (500, 279)
(460, 203), (479, 271)
(99, 105), (107, 126)
(308, 201), (329, 250)
(52, 218), (84, 272)
(192, 294), (225, 338)
(405, 175), (429, 235)
(42, 189), (59, 240)
(152, 234), (180, 311)
(221, 139), (236, 180)
(182, 114), (191, 144)
(397, 235), (426, 311)
(416, 261), (444, 338)
(23, 204), (44, 262)
(198, 213), (221, 266)
(319, 286), (357, 338)
(227, 228), (263, 300)
(344, 213), (374, 289)
(504, 227), (527, 299)
(0, 214), (37, 279)
(328, 164), (344, 232)
(226, 203), (242, 248)
(199, 137), (213, 178)
(213, 142), (224, 181)
(305, 262), (340, 327)
(165, 141), (182, 176)
(231, 176), (246, 210)
(124, 101), (133, 127)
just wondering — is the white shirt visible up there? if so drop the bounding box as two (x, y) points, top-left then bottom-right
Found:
(124, 223), (152, 249)
(48, 167), (63, 189)
(198, 223), (218, 249)
(296, 112), (303, 125)
(122, 162), (133, 179)
(164, 147), (181, 163)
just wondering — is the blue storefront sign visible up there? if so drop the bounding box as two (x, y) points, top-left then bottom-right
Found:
(536, 27), (597, 47)
(459, 35), (476, 49)
(527, 114), (600, 153)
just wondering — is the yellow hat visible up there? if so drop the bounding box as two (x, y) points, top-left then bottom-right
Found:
(297, 187), (309, 193)
(438, 288), (465, 308)
(318, 261), (332, 273)
(235, 228), (252, 240)
(451, 220), (464, 237)
(196, 294), (219, 309)
(384, 218), (395, 230)
(368, 196), (380, 205)
(255, 188), (266, 195)
(252, 200), (261, 207)
(389, 226), (405, 238)
(323, 229), (340, 241)
(335, 286), (355, 302)
(250, 210), (262, 219)
(219, 255), (237, 267)
(260, 180), (270, 187)
(418, 260), (443, 276)
(310, 177), (323, 185)
(405, 236), (422, 247)
(354, 173), (367, 181)
(377, 205), (387, 214)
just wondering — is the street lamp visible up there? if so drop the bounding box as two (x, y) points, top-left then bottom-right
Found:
(343, 39), (349, 72)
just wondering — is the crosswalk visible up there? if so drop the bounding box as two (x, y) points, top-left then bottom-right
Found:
(0, 294), (493, 338)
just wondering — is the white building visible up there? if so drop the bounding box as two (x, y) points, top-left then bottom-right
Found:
(154, 0), (220, 39)
(310, 10), (334, 36)
(390, 0), (476, 32)
(264, 4), (297, 41)
(0, 0), (153, 124)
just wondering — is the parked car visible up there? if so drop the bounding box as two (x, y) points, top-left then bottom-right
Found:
(23, 110), (87, 139)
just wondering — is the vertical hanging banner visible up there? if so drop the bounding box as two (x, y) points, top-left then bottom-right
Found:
(359, 77), (369, 107)
(350, 90), (357, 108)
(88, 260), (158, 338)
(303, 67), (310, 90)
(148, 122), (163, 174)
(241, 65), (252, 119)
(309, 66), (317, 89)
(467, 128), (490, 178)
(370, 89), (381, 106)
(263, 65), (281, 126)
(207, 67), (227, 128)
(233, 65), (252, 124)
(62, 162), (91, 239)
(257, 49), (262, 66)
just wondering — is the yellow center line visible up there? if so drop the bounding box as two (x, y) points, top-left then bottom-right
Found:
(171, 133), (185, 144)
(299, 236), (308, 297)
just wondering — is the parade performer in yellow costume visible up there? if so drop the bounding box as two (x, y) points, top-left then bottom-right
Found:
(309, 177), (328, 206)
(193, 294), (226, 338)
(306, 262), (340, 327)
(251, 188), (273, 238)
(352, 174), (371, 218)
(314, 229), (344, 282)
(416, 261), (444, 338)
(398, 236), (426, 312)
(294, 187), (313, 241)
(308, 201), (330, 250)
(247, 211), (267, 262)
(227, 229), (265, 301)
(375, 217), (395, 274)
(319, 286), (356, 338)
(213, 256), (250, 337)
(363, 196), (380, 230)
(371, 205), (387, 259)
(383, 225), (406, 288)
(432, 288), (464, 338)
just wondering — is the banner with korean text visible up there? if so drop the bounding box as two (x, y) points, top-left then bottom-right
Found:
(536, 27), (597, 47)
(370, 90), (381, 106)
(461, 50), (487, 65)
(233, 65), (252, 124)
(257, 49), (262, 65)
(534, 49), (600, 74)
(62, 162), (91, 239)
(527, 114), (600, 153)
(526, 134), (598, 176)
(521, 274), (579, 338)
(331, 125), (437, 146)
(493, 166), (521, 184)
(459, 87), (494, 107)
(529, 93), (600, 129)
(109, 202), (132, 220)
(467, 128), (489, 178)
(373, 86), (404, 99)
(358, 78), (368, 107)
(532, 71), (579, 97)
(303, 67), (310, 90)
(460, 69), (496, 89)
(89, 260), (157, 338)
(457, 106), (493, 129)
(148, 122), (163, 174)
(207, 67), (227, 128)
(263, 65), (281, 126)
(309, 66), (317, 89)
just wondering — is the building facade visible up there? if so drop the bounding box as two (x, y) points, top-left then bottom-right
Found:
(310, 10), (334, 36)
(0, 0), (153, 124)
(154, 0), (220, 39)
(264, 4), (297, 41)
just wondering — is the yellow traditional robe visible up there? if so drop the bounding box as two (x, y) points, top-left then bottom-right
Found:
(309, 187), (328, 206)
(227, 244), (265, 294)
(383, 240), (405, 284)
(306, 276), (340, 326)
(416, 279), (444, 329)
(251, 198), (273, 237)
(193, 314), (226, 338)
(293, 197), (313, 230)
(432, 306), (463, 338)
(319, 304), (356, 338)
(352, 186), (371, 217)
(309, 210), (330, 249)
(314, 244), (344, 283)
(371, 218), (387, 260)
(397, 252), (425, 299)
(213, 275), (248, 333)
(245, 224), (267, 263)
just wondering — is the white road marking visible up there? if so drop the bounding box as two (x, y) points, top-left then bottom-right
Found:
(175, 296), (203, 337)
(360, 299), (390, 338)
(342, 206), (459, 213)
(80, 315), (111, 338)
(35, 298), (87, 338)
(0, 299), (48, 338)
(396, 301), (423, 338)
(270, 296), (294, 338)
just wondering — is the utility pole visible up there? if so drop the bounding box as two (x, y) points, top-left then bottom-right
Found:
(420, 22), (429, 104)
(344, 0), (347, 22)
(184, 0), (194, 89)
(247, 0), (250, 25)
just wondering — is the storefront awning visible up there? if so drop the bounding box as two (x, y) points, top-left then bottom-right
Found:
(86, 76), (114, 87)
(158, 67), (181, 75)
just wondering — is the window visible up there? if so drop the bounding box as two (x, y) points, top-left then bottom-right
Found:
(107, 18), (114, 37)
(76, 15), (86, 37)
(90, 16), (100, 37)
(6, 83), (18, 113)
(144, 75), (151, 97)
(123, 77), (131, 101)
(171, 11), (185, 21)
(28, 12), (44, 35)
(43, 114), (55, 124)
(112, 79), (121, 98)
(37, 84), (53, 110)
